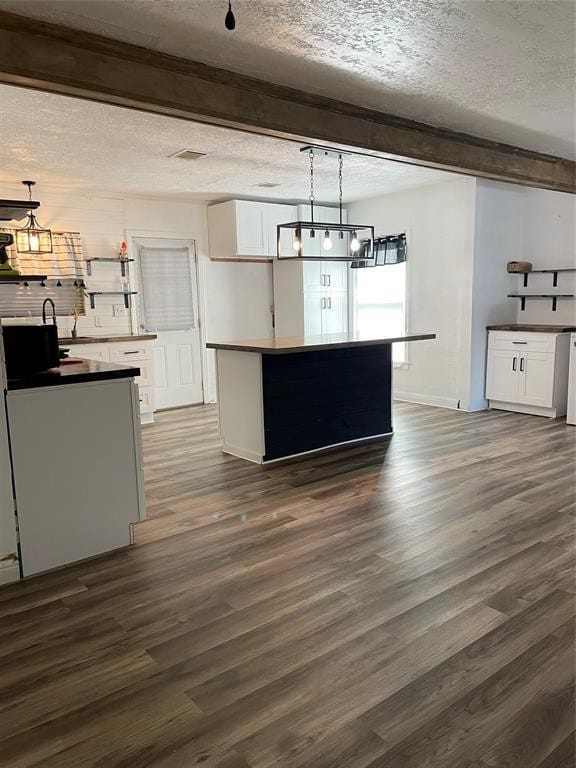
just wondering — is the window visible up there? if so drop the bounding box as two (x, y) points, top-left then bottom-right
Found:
(139, 245), (195, 331)
(352, 261), (407, 363)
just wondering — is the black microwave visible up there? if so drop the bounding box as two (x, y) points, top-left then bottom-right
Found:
(2, 325), (60, 377)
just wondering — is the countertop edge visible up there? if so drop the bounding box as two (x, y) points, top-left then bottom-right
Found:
(7, 360), (141, 391)
(486, 325), (576, 333)
(206, 333), (436, 354)
(59, 334), (157, 345)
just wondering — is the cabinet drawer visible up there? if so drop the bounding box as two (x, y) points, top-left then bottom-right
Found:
(109, 343), (151, 362)
(68, 344), (110, 362)
(134, 359), (153, 387)
(488, 332), (556, 354)
(137, 386), (154, 413)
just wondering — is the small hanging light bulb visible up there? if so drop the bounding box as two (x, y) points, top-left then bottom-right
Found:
(292, 228), (301, 251)
(225, 0), (236, 30)
(323, 230), (332, 250)
(350, 231), (360, 253)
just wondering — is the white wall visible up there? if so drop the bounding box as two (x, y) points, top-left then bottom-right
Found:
(349, 178), (477, 409)
(464, 181), (522, 410)
(515, 187), (576, 325)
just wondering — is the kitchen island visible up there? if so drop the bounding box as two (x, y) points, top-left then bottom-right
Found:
(207, 331), (436, 463)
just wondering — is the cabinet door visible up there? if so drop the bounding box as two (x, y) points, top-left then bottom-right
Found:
(303, 294), (323, 336)
(303, 261), (325, 293)
(267, 203), (297, 258)
(235, 201), (268, 257)
(486, 349), (519, 402)
(323, 292), (349, 334)
(323, 261), (348, 292)
(518, 352), (555, 407)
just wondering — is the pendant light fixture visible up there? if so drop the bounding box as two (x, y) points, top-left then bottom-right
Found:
(277, 147), (374, 262)
(224, 0), (236, 30)
(15, 181), (53, 254)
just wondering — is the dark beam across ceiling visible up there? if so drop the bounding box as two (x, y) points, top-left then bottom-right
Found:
(0, 11), (573, 193)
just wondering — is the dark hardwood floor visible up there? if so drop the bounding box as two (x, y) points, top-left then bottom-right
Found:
(0, 402), (574, 767)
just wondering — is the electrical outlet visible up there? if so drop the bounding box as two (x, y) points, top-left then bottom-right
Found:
(94, 316), (103, 327)
(113, 304), (127, 317)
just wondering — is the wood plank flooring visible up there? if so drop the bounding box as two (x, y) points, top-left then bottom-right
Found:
(0, 402), (574, 767)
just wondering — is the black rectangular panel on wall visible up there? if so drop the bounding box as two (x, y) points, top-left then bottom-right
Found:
(262, 345), (392, 461)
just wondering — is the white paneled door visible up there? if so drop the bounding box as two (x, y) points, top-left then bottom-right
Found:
(133, 238), (203, 409)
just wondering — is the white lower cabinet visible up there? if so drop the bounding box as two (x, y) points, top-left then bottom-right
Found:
(8, 378), (145, 576)
(486, 331), (570, 417)
(67, 340), (155, 423)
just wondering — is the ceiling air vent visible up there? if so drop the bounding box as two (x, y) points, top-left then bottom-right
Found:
(170, 149), (207, 161)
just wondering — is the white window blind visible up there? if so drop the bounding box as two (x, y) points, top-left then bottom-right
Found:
(139, 246), (195, 332)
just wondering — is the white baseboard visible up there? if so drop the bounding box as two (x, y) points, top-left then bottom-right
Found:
(222, 443), (264, 464)
(0, 561), (20, 585)
(488, 400), (562, 418)
(393, 391), (460, 410)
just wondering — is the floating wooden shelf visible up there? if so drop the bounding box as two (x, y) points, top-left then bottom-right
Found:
(507, 293), (575, 312)
(520, 268), (576, 288)
(87, 291), (137, 309)
(85, 257), (134, 277)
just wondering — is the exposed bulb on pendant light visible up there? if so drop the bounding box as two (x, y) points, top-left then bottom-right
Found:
(310, 228), (315, 239)
(225, 0), (236, 30)
(350, 231), (360, 253)
(322, 230), (333, 250)
(292, 229), (301, 251)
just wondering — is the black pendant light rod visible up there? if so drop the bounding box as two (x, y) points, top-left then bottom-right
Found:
(338, 154), (343, 226)
(309, 148), (315, 225)
(225, 0), (236, 30)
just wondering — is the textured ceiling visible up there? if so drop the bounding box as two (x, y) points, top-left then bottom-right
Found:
(0, 84), (456, 202)
(0, 0), (574, 159)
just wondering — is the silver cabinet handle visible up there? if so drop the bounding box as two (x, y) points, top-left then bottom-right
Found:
(520, 357), (525, 372)
(512, 357), (517, 371)
(123, 350), (140, 355)
(328, 297), (332, 309)
(512, 341), (527, 344)
(327, 274), (331, 287)
(320, 274), (326, 286)
(321, 297), (326, 309)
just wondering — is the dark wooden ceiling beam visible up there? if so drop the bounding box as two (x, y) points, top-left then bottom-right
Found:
(0, 11), (573, 193)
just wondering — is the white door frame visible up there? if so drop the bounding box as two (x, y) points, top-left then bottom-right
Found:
(126, 229), (208, 405)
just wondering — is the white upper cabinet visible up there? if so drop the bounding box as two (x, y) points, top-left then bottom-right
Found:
(208, 200), (297, 259)
(236, 201), (268, 257)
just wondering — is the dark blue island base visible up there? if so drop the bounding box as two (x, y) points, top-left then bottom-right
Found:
(208, 331), (435, 464)
(262, 344), (392, 461)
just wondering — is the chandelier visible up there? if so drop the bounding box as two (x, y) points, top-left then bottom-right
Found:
(277, 147), (374, 262)
(15, 181), (53, 255)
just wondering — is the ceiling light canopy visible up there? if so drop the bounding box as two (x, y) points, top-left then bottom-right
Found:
(225, 0), (236, 30)
(277, 148), (374, 262)
(15, 181), (53, 255)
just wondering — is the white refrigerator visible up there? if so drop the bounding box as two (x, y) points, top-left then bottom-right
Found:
(567, 333), (576, 426)
(0, 326), (20, 584)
